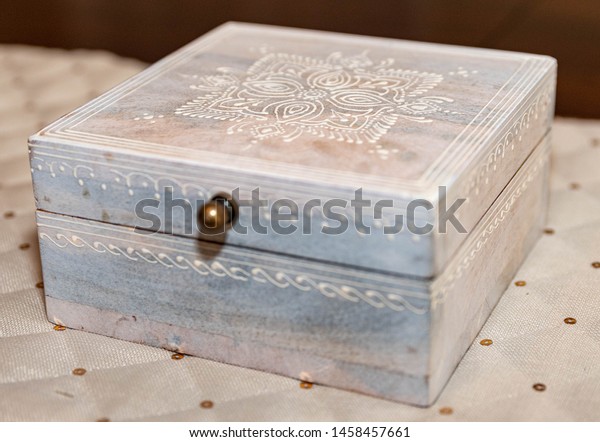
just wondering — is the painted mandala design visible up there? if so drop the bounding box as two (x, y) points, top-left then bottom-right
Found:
(175, 51), (453, 145)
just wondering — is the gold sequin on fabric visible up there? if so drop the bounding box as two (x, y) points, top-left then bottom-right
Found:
(36, 281), (44, 289)
(72, 368), (87, 376)
(564, 317), (577, 325)
(19, 243), (30, 250)
(171, 353), (184, 360)
(533, 383), (546, 392)
(592, 262), (600, 269)
(515, 280), (526, 287)
(439, 407), (453, 415)
(543, 228), (555, 235)
(200, 400), (214, 409)
(480, 339), (493, 346)
(53, 325), (66, 331)
(300, 381), (314, 389)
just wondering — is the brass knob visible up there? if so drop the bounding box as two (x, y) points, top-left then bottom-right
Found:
(198, 196), (235, 235)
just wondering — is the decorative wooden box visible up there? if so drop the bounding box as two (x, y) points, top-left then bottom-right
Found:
(29, 23), (556, 406)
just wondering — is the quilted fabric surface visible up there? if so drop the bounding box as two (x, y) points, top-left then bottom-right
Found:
(0, 45), (599, 421)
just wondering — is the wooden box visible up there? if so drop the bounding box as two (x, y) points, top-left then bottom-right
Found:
(29, 23), (556, 406)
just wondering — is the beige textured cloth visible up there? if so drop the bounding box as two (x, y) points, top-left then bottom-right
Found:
(0, 45), (599, 422)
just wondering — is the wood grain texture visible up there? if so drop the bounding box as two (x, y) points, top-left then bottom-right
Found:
(29, 23), (556, 278)
(37, 134), (550, 405)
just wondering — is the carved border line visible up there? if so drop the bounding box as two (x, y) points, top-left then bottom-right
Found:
(39, 231), (428, 315)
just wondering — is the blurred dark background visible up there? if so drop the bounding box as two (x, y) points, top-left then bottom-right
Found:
(1, 0), (599, 118)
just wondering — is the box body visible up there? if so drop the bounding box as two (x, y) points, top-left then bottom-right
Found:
(37, 134), (550, 405)
(29, 23), (556, 405)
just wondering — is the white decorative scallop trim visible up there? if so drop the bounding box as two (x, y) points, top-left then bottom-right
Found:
(39, 231), (428, 315)
(432, 152), (548, 306)
(464, 84), (552, 196)
(31, 156), (209, 200)
(30, 154), (412, 237)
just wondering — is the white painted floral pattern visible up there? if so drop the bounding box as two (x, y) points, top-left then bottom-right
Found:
(175, 51), (453, 145)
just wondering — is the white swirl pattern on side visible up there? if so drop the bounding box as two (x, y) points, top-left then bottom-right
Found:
(39, 232), (427, 314)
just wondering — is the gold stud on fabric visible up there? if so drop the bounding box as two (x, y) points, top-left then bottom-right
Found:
(53, 325), (66, 331)
(300, 381), (313, 389)
(479, 339), (493, 346)
(533, 383), (546, 392)
(592, 262), (600, 269)
(3, 211), (15, 219)
(36, 281), (44, 289)
(19, 243), (30, 250)
(514, 280), (526, 287)
(439, 407), (453, 415)
(96, 418), (110, 422)
(171, 353), (184, 360)
(72, 368), (87, 376)
(200, 400), (214, 409)
(564, 317), (577, 325)
(543, 228), (555, 235)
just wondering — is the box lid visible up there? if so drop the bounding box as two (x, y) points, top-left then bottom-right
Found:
(29, 22), (556, 278)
